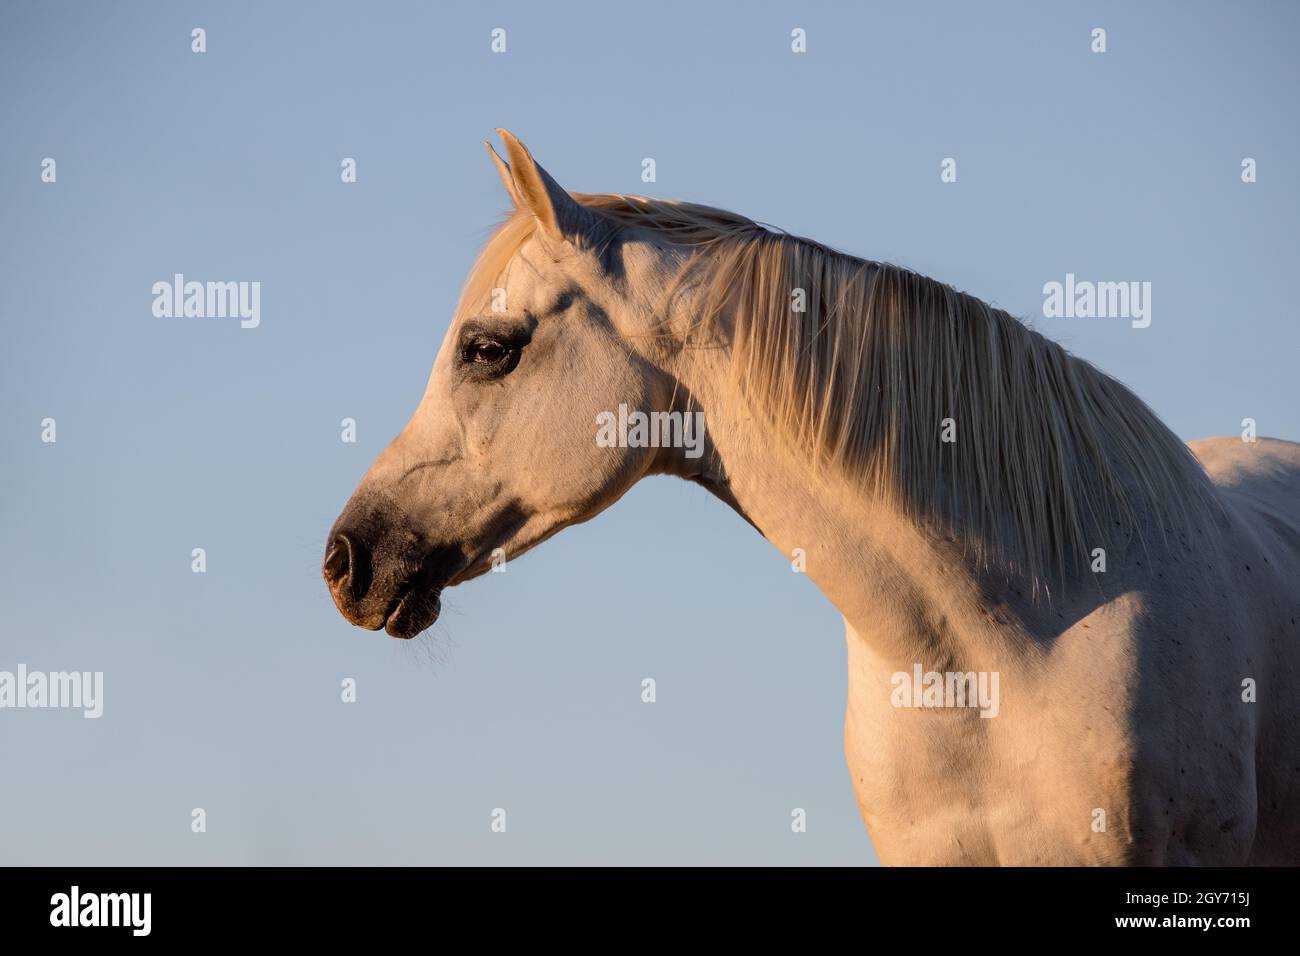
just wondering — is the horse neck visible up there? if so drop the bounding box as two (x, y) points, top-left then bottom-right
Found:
(667, 348), (1021, 670)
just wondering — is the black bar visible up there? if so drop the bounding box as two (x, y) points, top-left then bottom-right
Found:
(0, 866), (1280, 941)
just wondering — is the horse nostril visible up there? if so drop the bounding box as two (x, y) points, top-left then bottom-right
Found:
(324, 536), (351, 582)
(324, 532), (372, 602)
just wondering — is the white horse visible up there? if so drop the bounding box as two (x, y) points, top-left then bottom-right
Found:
(325, 130), (1300, 865)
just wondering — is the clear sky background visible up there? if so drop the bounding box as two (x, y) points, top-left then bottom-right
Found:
(1, 1), (1296, 865)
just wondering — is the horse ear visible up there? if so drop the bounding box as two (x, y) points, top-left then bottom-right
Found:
(493, 129), (593, 241)
(485, 141), (523, 208)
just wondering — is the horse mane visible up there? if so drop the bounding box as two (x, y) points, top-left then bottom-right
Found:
(463, 194), (1224, 590)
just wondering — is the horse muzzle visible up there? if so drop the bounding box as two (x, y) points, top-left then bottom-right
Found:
(324, 527), (466, 639)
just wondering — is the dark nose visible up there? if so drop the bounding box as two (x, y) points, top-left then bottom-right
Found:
(323, 531), (372, 603)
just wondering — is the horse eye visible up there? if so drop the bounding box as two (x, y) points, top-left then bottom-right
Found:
(471, 342), (508, 364)
(458, 323), (531, 379)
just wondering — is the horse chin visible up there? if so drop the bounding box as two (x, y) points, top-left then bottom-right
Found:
(378, 544), (469, 638)
(383, 587), (442, 639)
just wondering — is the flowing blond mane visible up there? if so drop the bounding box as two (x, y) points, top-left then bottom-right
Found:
(462, 194), (1224, 588)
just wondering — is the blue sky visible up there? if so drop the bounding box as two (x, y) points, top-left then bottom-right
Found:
(1, 0), (1296, 864)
